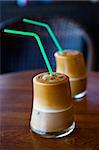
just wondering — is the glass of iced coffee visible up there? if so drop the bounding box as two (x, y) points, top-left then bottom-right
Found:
(30, 72), (75, 138)
(55, 50), (87, 99)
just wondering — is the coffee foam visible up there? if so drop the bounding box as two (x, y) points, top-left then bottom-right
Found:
(60, 50), (80, 56)
(34, 72), (67, 84)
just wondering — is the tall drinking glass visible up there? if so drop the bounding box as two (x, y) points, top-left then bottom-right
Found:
(55, 50), (87, 99)
(30, 72), (75, 138)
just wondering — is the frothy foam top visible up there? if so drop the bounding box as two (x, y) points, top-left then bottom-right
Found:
(59, 50), (80, 56)
(34, 72), (67, 84)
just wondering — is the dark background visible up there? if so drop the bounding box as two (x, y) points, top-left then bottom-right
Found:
(0, 1), (99, 74)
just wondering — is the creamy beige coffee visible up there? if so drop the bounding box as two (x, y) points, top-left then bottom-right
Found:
(30, 72), (75, 138)
(55, 50), (87, 98)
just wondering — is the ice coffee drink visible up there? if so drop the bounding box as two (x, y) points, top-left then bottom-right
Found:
(55, 50), (87, 99)
(30, 72), (75, 138)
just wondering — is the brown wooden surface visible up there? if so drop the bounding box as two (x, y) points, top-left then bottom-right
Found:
(0, 70), (99, 150)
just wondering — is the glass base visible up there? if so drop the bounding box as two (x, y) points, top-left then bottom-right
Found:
(73, 90), (86, 100)
(30, 122), (75, 138)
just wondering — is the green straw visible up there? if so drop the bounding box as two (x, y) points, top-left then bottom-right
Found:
(4, 29), (53, 75)
(22, 18), (63, 53)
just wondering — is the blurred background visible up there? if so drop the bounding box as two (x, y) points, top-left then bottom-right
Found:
(0, 0), (99, 74)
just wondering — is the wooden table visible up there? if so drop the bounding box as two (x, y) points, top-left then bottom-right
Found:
(0, 70), (99, 150)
